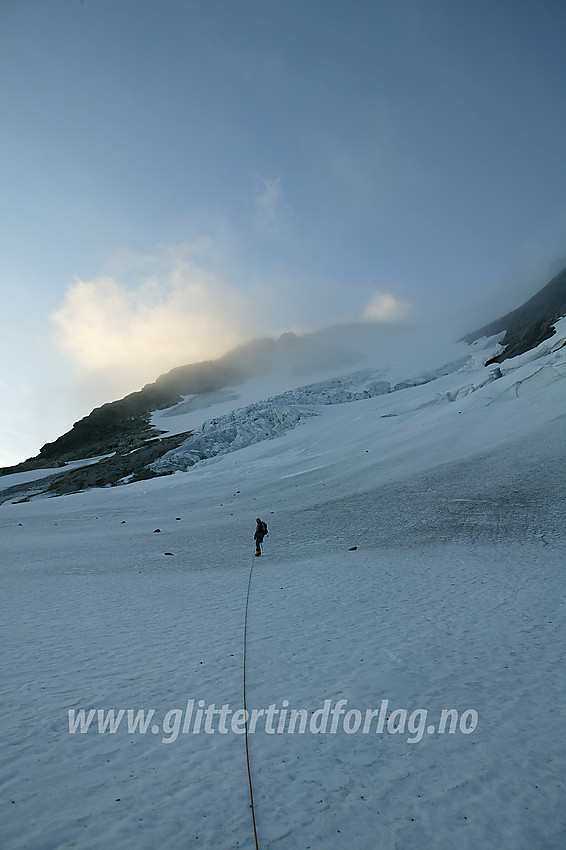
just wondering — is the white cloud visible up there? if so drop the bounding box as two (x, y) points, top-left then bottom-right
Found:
(253, 175), (288, 236)
(50, 239), (412, 409)
(51, 246), (256, 397)
(363, 291), (411, 322)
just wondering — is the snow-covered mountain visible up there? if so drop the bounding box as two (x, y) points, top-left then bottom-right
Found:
(463, 265), (566, 362)
(2, 267), (566, 503)
(1, 273), (566, 849)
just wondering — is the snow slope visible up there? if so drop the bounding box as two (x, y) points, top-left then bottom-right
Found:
(149, 330), (497, 475)
(1, 321), (565, 849)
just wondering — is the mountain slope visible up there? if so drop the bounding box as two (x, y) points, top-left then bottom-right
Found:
(2, 267), (566, 501)
(0, 326), (376, 483)
(463, 265), (566, 362)
(1, 308), (565, 848)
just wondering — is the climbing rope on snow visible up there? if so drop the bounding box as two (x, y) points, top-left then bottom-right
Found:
(243, 556), (259, 850)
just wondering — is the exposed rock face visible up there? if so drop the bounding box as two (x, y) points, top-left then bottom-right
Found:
(0, 330), (365, 492)
(0, 339), (280, 478)
(464, 267), (566, 364)
(1, 331), (358, 477)
(3, 267), (565, 499)
(0, 432), (192, 504)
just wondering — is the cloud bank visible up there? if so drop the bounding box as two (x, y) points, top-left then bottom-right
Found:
(51, 242), (414, 403)
(52, 249), (256, 397)
(364, 291), (411, 322)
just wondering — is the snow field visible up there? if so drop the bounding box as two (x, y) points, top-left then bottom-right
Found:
(1, 320), (566, 848)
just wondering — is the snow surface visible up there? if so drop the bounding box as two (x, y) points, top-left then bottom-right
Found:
(149, 332), (498, 475)
(1, 320), (566, 849)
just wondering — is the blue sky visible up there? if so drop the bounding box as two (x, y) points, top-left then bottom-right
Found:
(1, 0), (566, 465)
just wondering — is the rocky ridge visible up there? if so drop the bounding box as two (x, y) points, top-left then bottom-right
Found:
(2, 267), (565, 501)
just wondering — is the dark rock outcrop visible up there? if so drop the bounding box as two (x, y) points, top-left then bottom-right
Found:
(1, 338), (281, 478)
(0, 431), (192, 504)
(4, 268), (565, 498)
(464, 267), (566, 364)
(1, 328), (369, 478)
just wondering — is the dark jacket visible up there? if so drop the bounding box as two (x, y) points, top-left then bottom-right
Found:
(254, 519), (267, 541)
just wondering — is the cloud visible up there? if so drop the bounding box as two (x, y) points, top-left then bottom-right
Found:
(253, 175), (288, 236)
(363, 291), (412, 322)
(50, 236), (415, 409)
(51, 246), (256, 396)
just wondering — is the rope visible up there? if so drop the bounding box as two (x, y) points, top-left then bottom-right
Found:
(243, 556), (259, 850)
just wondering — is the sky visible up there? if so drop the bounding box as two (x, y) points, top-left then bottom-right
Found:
(1, 0), (566, 466)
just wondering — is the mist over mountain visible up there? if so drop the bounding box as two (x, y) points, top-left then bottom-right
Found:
(3, 260), (566, 849)
(1, 266), (565, 503)
(464, 266), (566, 362)
(0, 323), (405, 477)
